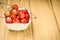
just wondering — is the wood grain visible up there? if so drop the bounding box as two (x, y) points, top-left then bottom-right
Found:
(30, 0), (60, 40)
(51, 0), (60, 30)
(0, 0), (60, 40)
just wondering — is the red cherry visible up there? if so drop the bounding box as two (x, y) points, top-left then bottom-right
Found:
(18, 10), (23, 15)
(19, 11), (25, 19)
(13, 18), (20, 23)
(17, 16), (20, 19)
(6, 17), (13, 23)
(10, 15), (16, 19)
(11, 9), (17, 15)
(12, 4), (18, 10)
(21, 18), (28, 23)
(25, 13), (30, 20)
(18, 10), (23, 12)
(23, 9), (28, 14)
(4, 10), (10, 17)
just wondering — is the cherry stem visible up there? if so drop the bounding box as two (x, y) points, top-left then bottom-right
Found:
(0, 2), (12, 6)
(31, 12), (36, 19)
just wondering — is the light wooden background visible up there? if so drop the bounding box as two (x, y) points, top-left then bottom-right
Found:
(0, 0), (60, 40)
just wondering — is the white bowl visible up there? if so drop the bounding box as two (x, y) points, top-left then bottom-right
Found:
(3, 8), (31, 31)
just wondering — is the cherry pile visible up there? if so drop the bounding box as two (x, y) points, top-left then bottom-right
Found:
(4, 4), (30, 24)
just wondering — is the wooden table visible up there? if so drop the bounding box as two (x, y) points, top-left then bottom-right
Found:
(0, 0), (60, 40)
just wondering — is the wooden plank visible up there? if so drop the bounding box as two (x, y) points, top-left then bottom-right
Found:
(50, 0), (60, 39)
(30, 0), (60, 40)
(51, 0), (60, 30)
(0, 0), (8, 40)
(5, 30), (17, 40)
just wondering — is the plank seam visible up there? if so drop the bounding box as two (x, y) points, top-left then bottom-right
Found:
(50, 0), (60, 32)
